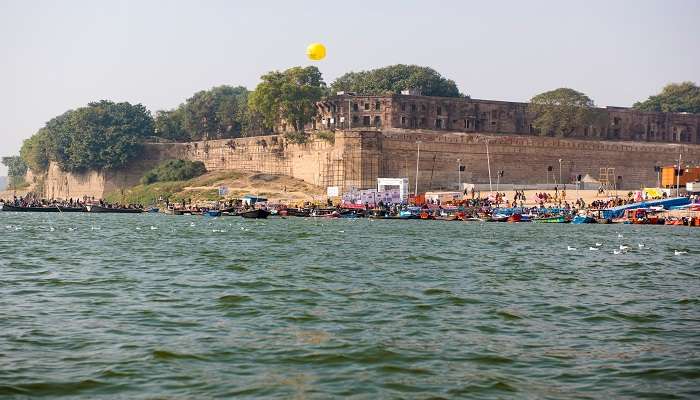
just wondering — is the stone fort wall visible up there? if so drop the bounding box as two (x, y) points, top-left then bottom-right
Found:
(31, 129), (700, 199)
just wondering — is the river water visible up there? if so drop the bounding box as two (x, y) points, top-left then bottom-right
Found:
(1, 213), (699, 399)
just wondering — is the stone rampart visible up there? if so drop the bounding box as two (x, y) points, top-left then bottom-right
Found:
(27, 129), (700, 199)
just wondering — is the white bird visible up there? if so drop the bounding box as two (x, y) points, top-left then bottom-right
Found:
(567, 246), (577, 251)
(674, 250), (688, 256)
(619, 245), (629, 251)
(589, 247), (599, 251)
(638, 243), (645, 249)
(613, 250), (623, 255)
(617, 233), (624, 238)
(150, 226), (158, 230)
(68, 227), (75, 231)
(49, 226), (55, 232)
(91, 226), (100, 231)
(595, 242), (603, 247)
(190, 222), (196, 227)
(136, 227), (141, 231)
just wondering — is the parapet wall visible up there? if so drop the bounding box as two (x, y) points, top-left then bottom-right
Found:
(376, 129), (700, 191)
(29, 129), (700, 199)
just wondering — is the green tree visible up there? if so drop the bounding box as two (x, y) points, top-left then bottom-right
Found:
(153, 85), (250, 141)
(2, 156), (28, 187)
(154, 107), (189, 141)
(20, 128), (51, 172)
(19, 101), (154, 173)
(248, 66), (326, 132)
(633, 81), (700, 114)
(62, 101), (154, 171)
(529, 88), (595, 137)
(182, 85), (249, 140)
(330, 64), (463, 97)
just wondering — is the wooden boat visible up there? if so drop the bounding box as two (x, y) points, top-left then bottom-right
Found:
(286, 208), (311, 217)
(665, 217), (684, 226)
(623, 208), (665, 225)
(240, 209), (270, 219)
(86, 204), (143, 214)
(572, 215), (596, 224)
(419, 211), (435, 220)
(1, 204), (60, 212)
(533, 215), (568, 223)
(507, 213), (522, 223)
(488, 214), (509, 222)
(206, 209), (222, 217)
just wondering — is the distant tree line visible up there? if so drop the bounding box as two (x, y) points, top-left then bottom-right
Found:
(9, 63), (699, 174)
(1, 156), (28, 188)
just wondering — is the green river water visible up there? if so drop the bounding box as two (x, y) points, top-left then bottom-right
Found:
(1, 213), (699, 399)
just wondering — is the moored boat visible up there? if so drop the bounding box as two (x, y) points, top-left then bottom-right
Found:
(240, 209), (270, 219)
(507, 213), (522, 223)
(1, 204), (60, 212)
(86, 204), (143, 214)
(572, 215), (596, 224)
(533, 215), (568, 223)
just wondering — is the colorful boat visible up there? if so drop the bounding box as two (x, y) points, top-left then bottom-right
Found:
(206, 209), (222, 217)
(533, 215), (568, 223)
(507, 213), (522, 223)
(572, 215), (596, 224)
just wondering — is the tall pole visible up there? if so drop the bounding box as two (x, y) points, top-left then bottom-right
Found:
(558, 159), (563, 189)
(486, 140), (493, 193)
(457, 158), (461, 191)
(415, 140), (421, 197)
(676, 155), (680, 196)
(348, 99), (351, 130)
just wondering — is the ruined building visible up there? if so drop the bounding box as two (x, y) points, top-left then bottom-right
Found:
(311, 93), (700, 144)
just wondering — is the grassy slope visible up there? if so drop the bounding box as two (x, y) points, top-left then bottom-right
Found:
(104, 170), (325, 205)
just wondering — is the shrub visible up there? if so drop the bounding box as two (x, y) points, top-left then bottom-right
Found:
(284, 131), (309, 144)
(316, 130), (335, 144)
(140, 159), (206, 184)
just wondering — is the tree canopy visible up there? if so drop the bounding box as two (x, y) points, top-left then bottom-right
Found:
(154, 85), (254, 142)
(248, 66), (326, 132)
(330, 64), (463, 97)
(1, 156), (28, 186)
(529, 88), (595, 137)
(20, 101), (154, 173)
(633, 82), (700, 114)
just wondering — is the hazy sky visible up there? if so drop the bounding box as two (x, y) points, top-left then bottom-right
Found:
(1, 0), (699, 175)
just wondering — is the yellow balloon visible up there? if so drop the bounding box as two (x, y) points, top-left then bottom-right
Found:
(306, 43), (326, 61)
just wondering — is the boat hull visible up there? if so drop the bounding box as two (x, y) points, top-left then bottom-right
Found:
(240, 209), (270, 219)
(533, 216), (568, 223)
(87, 205), (143, 214)
(1, 204), (60, 212)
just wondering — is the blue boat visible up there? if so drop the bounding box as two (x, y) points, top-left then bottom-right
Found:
(602, 197), (690, 219)
(206, 209), (222, 217)
(572, 215), (596, 224)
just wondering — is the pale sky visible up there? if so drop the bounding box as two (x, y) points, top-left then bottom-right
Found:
(1, 0), (699, 176)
